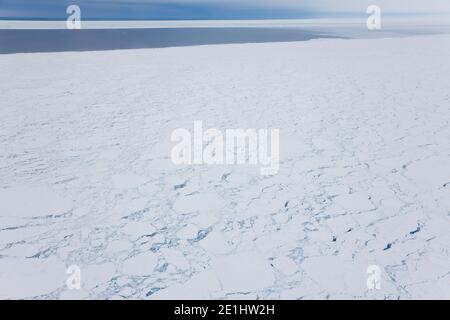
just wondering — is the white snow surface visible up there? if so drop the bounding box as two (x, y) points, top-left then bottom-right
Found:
(0, 34), (450, 299)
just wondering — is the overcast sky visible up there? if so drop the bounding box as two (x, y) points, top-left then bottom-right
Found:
(1, 0), (449, 19)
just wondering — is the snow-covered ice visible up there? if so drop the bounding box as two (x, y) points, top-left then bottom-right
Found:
(0, 33), (450, 299)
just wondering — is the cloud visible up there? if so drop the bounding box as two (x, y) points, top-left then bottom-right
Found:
(85, 0), (450, 13)
(1, 0), (449, 19)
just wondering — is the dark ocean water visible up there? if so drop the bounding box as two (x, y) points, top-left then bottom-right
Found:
(0, 27), (340, 54)
(0, 26), (446, 54)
